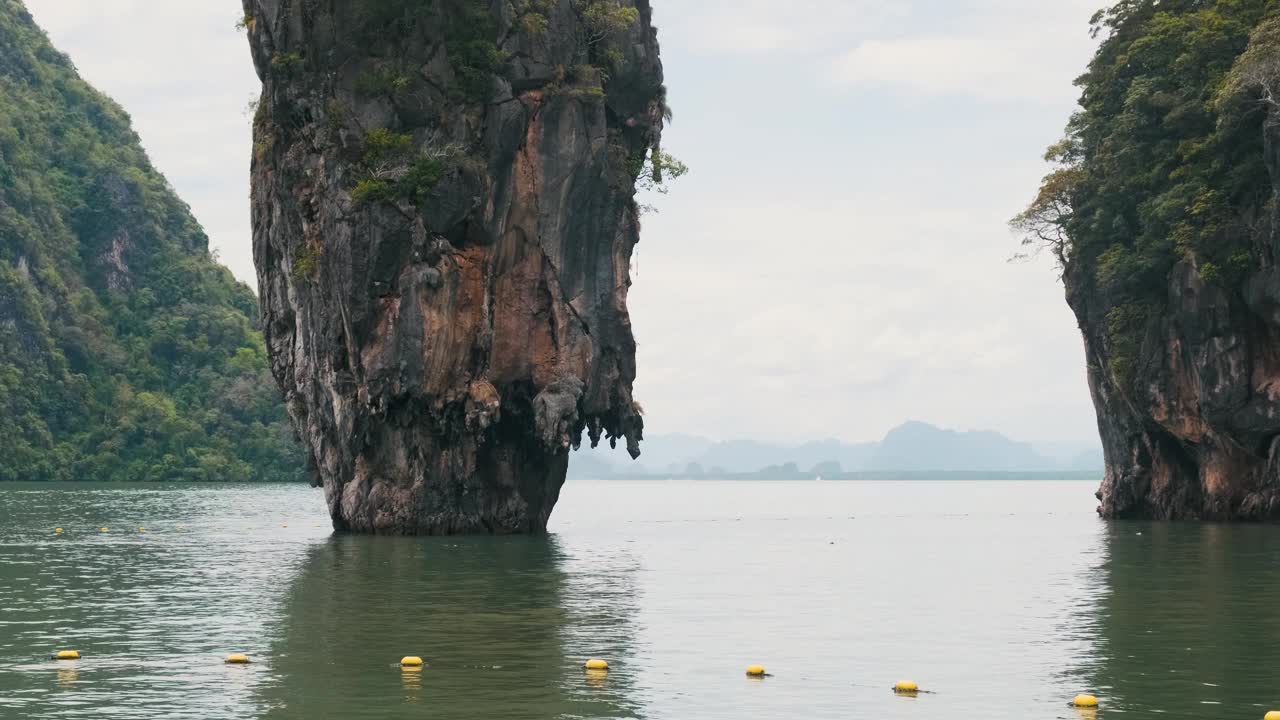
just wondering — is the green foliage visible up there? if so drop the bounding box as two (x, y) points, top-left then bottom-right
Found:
(634, 149), (689, 193)
(599, 46), (625, 71)
(235, 13), (255, 32)
(1218, 14), (1280, 108)
(253, 124), (274, 163)
(573, 0), (638, 71)
(549, 64), (606, 97)
(401, 156), (448, 202)
(521, 12), (549, 36)
(350, 177), (395, 205)
(349, 0), (517, 104)
(356, 66), (411, 97)
(1024, 0), (1274, 280)
(1200, 260), (1223, 283)
(581, 1), (639, 39)
(1105, 304), (1149, 389)
(352, 0), (432, 44)
(442, 0), (503, 103)
(291, 244), (323, 285)
(350, 129), (456, 206)
(1096, 245), (1144, 292)
(618, 147), (688, 215)
(363, 128), (415, 163)
(567, 64), (599, 84)
(0, 3), (304, 482)
(270, 51), (304, 75)
(1017, 0), (1278, 388)
(1201, 249), (1252, 286)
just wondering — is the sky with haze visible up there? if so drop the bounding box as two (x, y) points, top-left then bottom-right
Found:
(23, 0), (1106, 453)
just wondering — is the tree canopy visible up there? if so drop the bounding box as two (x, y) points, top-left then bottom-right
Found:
(1017, 0), (1279, 385)
(0, 1), (304, 482)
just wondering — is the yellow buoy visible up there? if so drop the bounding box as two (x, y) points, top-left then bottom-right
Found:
(54, 528), (63, 534)
(584, 658), (609, 670)
(1263, 712), (1280, 720)
(55, 650), (80, 660)
(745, 664), (767, 677)
(894, 680), (920, 694)
(99, 527), (108, 533)
(138, 527), (146, 532)
(225, 654), (250, 664)
(1072, 694), (1099, 708)
(400, 656), (424, 667)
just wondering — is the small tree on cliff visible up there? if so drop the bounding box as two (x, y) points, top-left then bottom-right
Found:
(571, 0), (638, 70)
(636, 150), (688, 194)
(579, 0), (638, 48)
(1219, 15), (1280, 118)
(1010, 157), (1082, 269)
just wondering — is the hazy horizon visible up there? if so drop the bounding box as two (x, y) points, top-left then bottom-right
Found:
(592, 417), (1100, 455)
(24, 0), (1105, 449)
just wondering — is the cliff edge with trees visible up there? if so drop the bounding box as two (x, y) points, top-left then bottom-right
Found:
(1019, 0), (1280, 519)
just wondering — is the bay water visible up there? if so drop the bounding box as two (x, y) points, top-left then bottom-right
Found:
(1, 480), (1277, 718)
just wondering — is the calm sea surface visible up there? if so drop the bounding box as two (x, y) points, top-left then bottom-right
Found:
(1, 480), (1278, 719)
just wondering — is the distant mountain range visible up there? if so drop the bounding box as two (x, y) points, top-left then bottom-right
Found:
(569, 421), (1103, 480)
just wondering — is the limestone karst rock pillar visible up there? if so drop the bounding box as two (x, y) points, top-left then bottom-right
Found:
(242, 0), (664, 533)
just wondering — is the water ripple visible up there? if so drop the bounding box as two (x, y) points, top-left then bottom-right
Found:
(1, 481), (1278, 718)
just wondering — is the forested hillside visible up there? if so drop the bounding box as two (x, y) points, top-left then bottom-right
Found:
(0, 0), (303, 482)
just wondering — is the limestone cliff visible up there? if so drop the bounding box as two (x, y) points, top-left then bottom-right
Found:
(242, 0), (664, 533)
(1023, 4), (1280, 520)
(1072, 257), (1280, 520)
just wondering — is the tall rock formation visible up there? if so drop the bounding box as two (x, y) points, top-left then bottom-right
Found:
(242, 0), (665, 533)
(1021, 2), (1280, 520)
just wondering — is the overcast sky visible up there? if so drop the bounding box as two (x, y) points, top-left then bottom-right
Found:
(24, 0), (1105, 451)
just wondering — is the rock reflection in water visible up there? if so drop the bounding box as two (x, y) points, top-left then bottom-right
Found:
(1071, 522), (1280, 718)
(258, 534), (643, 719)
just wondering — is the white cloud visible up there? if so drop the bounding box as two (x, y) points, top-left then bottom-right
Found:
(630, 186), (1093, 446)
(826, 0), (1101, 103)
(830, 35), (1066, 102)
(660, 0), (907, 55)
(663, 0), (1099, 105)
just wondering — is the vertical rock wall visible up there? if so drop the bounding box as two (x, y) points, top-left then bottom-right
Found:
(243, 0), (664, 533)
(1069, 103), (1280, 521)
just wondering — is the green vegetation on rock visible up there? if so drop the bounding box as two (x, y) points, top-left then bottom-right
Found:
(0, 1), (304, 482)
(349, 0), (505, 103)
(1016, 0), (1279, 387)
(349, 128), (456, 206)
(634, 149), (689, 193)
(270, 51), (305, 76)
(442, 0), (504, 103)
(573, 0), (639, 74)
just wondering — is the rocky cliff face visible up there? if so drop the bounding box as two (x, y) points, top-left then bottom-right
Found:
(242, 0), (664, 533)
(1040, 6), (1280, 521)
(1071, 257), (1280, 520)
